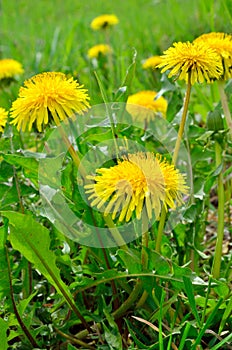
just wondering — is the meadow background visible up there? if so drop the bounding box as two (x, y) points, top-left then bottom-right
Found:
(0, 0), (232, 349)
(1, 0), (232, 105)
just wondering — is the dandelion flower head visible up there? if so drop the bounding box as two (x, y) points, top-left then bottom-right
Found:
(10, 72), (90, 132)
(85, 152), (188, 223)
(0, 59), (24, 80)
(90, 14), (119, 30)
(0, 107), (8, 133)
(127, 91), (168, 121)
(194, 32), (232, 80)
(157, 41), (223, 84)
(87, 44), (112, 59)
(142, 55), (163, 70)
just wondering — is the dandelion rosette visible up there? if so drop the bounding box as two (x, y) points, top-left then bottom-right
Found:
(0, 58), (24, 80)
(127, 91), (168, 121)
(90, 14), (119, 30)
(85, 152), (188, 223)
(87, 44), (112, 59)
(10, 72), (90, 132)
(142, 55), (163, 69)
(194, 32), (232, 80)
(157, 41), (223, 84)
(0, 107), (8, 133)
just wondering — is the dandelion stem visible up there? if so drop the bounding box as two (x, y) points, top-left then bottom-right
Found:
(217, 80), (232, 139)
(211, 141), (225, 278)
(155, 206), (167, 253)
(103, 215), (128, 250)
(136, 215), (149, 308)
(59, 125), (87, 179)
(5, 244), (39, 348)
(141, 213), (149, 269)
(156, 73), (192, 253)
(172, 72), (192, 166)
(112, 279), (143, 320)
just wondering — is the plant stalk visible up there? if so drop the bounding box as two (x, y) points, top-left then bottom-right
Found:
(5, 244), (39, 348)
(217, 80), (232, 139)
(211, 141), (225, 278)
(156, 72), (192, 253)
(172, 72), (192, 166)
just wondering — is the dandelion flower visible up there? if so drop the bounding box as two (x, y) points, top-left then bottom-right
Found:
(0, 59), (24, 80)
(85, 152), (188, 222)
(10, 72), (90, 132)
(127, 90), (168, 121)
(157, 41), (223, 84)
(194, 32), (232, 80)
(87, 44), (112, 59)
(0, 107), (8, 133)
(90, 14), (119, 30)
(142, 55), (163, 70)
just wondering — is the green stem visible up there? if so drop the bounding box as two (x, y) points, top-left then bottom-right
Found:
(155, 206), (167, 253)
(5, 244), (40, 348)
(211, 141), (225, 278)
(103, 214), (129, 250)
(136, 216), (149, 308)
(105, 29), (114, 86)
(217, 80), (232, 139)
(141, 213), (149, 268)
(156, 72), (192, 253)
(112, 279), (143, 320)
(172, 73), (192, 166)
(54, 327), (95, 349)
(94, 70), (119, 158)
(59, 126), (87, 179)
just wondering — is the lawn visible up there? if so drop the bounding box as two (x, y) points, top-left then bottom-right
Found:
(0, 0), (232, 349)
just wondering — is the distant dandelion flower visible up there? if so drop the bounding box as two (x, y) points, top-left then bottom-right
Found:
(10, 72), (90, 132)
(157, 41), (223, 84)
(0, 58), (24, 80)
(90, 14), (119, 30)
(142, 55), (163, 69)
(87, 44), (112, 59)
(85, 152), (188, 222)
(194, 32), (232, 80)
(127, 91), (168, 121)
(0, 107), (8, 133)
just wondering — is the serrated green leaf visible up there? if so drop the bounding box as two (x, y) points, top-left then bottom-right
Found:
(0, 318), (8, 350)
(68, 344), (78, 350)
(17, 291), (38, 317)
(3, 154), (38, 175)
(0, 160), (14, 181)
(0, 225), (10, 299)
(117, 249), (142, 274)
(145, 248), (170, 275)
(3, 211), (66, 295)
(1, 211), (83, 321)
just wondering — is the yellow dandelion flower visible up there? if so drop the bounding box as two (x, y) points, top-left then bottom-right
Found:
(0, 59), (24, 80)
(90, 14), (119, 30)
(157, 41), (223, 84)
(142, 55), (163, 69)
(87, 44), (112, 59)
(85, 152), (188, 223)
(0, 107), (8, 133)
(127, 91), (168, 121)
(10, 72), (90, 132)
(194, 32), (232, 80)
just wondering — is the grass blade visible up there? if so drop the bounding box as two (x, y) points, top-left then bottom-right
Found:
(183, 276), (201, 327)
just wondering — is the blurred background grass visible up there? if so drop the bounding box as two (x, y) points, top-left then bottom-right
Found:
(0, 0), (231, 105)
